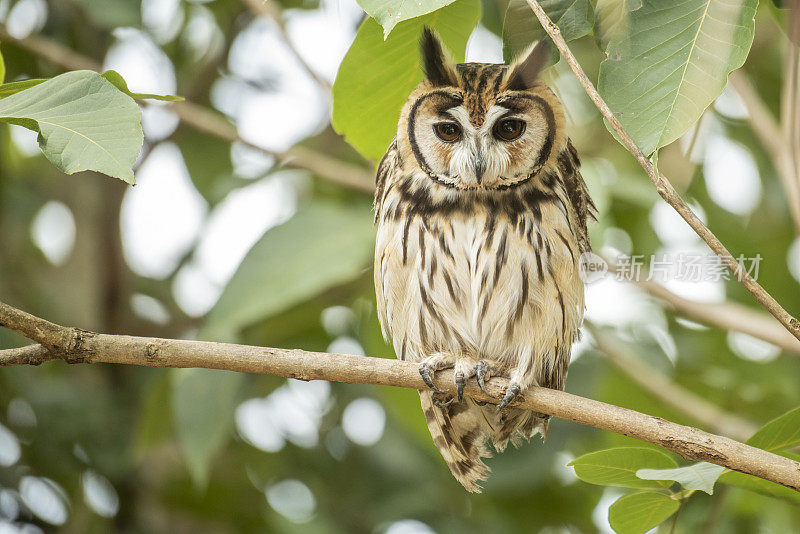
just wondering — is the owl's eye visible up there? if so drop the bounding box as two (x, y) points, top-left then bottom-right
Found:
(494, 119), (526, 141)
(434, 122), (462, 142)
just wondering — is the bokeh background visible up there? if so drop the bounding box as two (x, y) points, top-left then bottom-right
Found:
(1, 0), (799, 532)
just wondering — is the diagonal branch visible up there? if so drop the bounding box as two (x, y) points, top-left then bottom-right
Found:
(1, 299), (799, 492)
(0, 25), (374, 194)
(525, 0), (800, 343)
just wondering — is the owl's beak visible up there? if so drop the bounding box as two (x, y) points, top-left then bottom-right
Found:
(473, 156), (486, 185)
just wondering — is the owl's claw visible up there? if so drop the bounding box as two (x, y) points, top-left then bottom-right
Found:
(419, 363), (446, 393)
(475, 360), (491, 393)
(455, 371), (466, 403)
(432, 392), (455, 408)
(497, 383), (521, 411)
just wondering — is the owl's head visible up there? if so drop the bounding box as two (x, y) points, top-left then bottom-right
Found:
(396, 28), (567, 192)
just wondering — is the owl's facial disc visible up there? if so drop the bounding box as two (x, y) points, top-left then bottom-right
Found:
(409, 95), (554, 191)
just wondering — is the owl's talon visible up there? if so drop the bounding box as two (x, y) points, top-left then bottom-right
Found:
(497, 383), (521, 411)
(432, 392), (455, 408)
(419, 363), (446, 393)
(455, 371), (466, 402)
(475, 360), (491, 394)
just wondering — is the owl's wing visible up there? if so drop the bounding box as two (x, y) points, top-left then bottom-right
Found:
(373, 137), (398, 222)
(559, 139), (597, 254)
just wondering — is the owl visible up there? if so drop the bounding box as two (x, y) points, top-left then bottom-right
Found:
(373, 28), (595, 492)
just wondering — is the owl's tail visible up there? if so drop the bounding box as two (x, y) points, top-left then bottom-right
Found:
(419, 391), (492, 493)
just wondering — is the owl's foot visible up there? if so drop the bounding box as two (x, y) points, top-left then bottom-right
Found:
(455, 358), (501, 403)
(497, 382), (521, 412)
(418, 354), (454, 393)
(420, 355), (504, 404)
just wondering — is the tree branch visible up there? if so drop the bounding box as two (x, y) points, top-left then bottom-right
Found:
(587, 323), (758, 441)
(1, 299), (799, 493)
(0, 25), (375, 194)
(525, 0), (800, 343)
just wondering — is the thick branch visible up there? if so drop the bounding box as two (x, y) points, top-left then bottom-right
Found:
(526, 0), (800, 342)
(1, 300), (799, 492)
(587, 323), (758, 441)
(0, 26), (374, 194)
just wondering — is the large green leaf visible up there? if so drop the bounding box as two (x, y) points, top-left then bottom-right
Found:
(358, 0), (458, 37)
(0, 70), (142, 183)
(201, 201), (376, 342)
(332, 0), (481, 161)
(636, 462), (725, 495)
(171, 369), (243, 488)
(568, 447), (678, 489)
(502, 0), (594, 61)
(746, 406), (800, 452)
(0, 72), (182, 102)
(597, 0), (757, 155)
(608, 492), (680, 534)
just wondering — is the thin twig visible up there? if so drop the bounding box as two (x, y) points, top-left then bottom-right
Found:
(525, 0), (800, 342)
(242, 0), (331, 90)
(1, 299), (799, 492)
(0, 25), (374, 193)
(587, 323), (758, 441)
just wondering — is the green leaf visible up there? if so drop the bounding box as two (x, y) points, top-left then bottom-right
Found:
(0, 70), (142, 183)
(608, 492), (680, 534)
(201, 201), (376, 341)
(636, 462), (725, 495)
(333, 0), (480, 160)
(502, 0), (594, 61)
(171, 368), (243, 488)
(568, 447), (678, 489)
(0, 46), (5, 85)
(746, 406), (800, 452)
(597, 0), (757, 155)
(0, 79), (48, 99)
(101, 71), (184, 102)
(358, 0), (458, 38)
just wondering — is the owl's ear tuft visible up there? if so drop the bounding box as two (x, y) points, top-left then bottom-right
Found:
(420, 27), (457, 87)
(506, 40), (550, 91)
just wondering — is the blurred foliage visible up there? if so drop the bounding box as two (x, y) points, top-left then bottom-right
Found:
(1, 0), (800, 533)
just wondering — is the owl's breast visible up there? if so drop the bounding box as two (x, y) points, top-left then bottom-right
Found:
(375, 199), (584, 369)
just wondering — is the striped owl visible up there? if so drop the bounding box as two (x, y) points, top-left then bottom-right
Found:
(373, 29), (595, 492)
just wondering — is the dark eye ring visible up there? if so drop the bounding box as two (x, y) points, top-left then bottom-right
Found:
(434, 122), (461, 142)
(494, 119), (526, 141)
